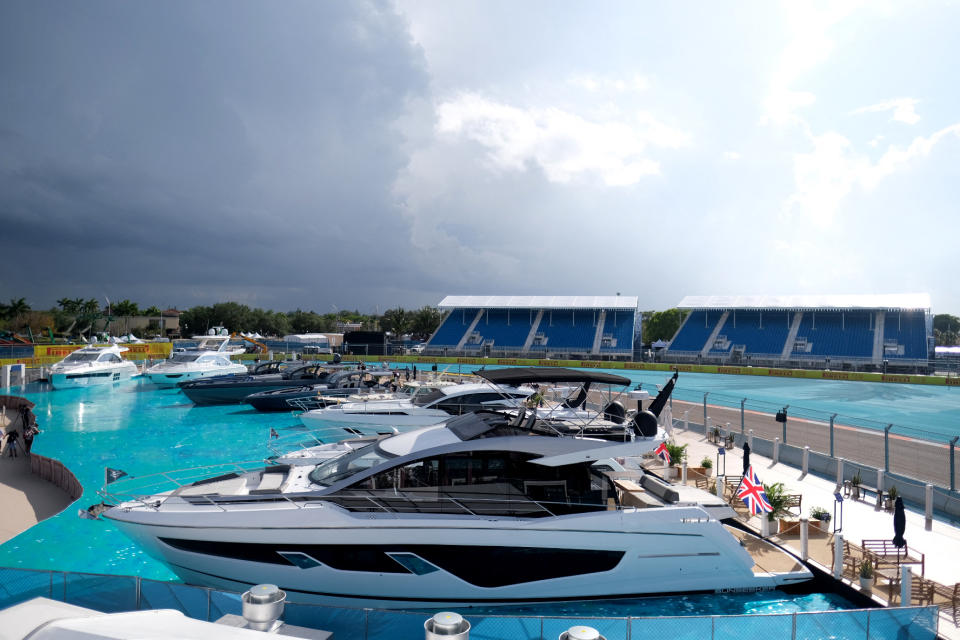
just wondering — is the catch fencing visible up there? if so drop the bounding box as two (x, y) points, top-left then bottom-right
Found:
(0, 567), (939, 640)
(667, 387), (960, 496)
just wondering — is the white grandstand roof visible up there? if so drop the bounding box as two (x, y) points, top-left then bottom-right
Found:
(677, 293), (931, 311)
(438, 295), (639, 310)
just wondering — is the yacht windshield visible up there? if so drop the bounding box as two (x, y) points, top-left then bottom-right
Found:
(171, 353), (202, 363)
(307, 443), (394, 487)
(412, 388), (446, 406)
(63, 352), (100, 363)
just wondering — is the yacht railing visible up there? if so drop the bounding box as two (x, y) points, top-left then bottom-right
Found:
(0, 566), (939, 640)
(97, 460), (275, 510)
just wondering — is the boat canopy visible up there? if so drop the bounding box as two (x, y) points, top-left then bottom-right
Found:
(477, 367), (630, 386)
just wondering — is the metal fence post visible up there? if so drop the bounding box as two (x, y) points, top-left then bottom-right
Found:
(135, 576), (141, 610)
(829, 414), (836, 458)
(951, 436), (958, 492)
(740, 398), (746, 434)
(800, 517), (809, 561)
(884, 424), (893, 472)
(782, 409), (788, 445)
(926, 484), (934, 531)
(703, 392), (709, 430)
(833, 534), (844, 579)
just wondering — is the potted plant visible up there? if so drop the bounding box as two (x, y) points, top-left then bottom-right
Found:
(725, 433), (735, 450)
(710, 426), (721, 444)
(700, 456), (713, 477)
(850, 471), (862, 500)
(885, 485), (898, 511)
(763, 481), (792, 534)
(810, 506), (832, 532)
(858, 558), (874, 589)
(662, 442), (687, 480)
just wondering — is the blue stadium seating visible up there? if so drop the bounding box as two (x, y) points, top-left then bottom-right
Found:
(708, 310), (791, 356)
(539, 310), (599, 351)
(793, 311), (874, 358)
(428, 308), (478, 347)
(668, 311), (724, 352)
(599, 311), (635, 352)
(429, 305), (637, 355)
(884, 311), (928, 359)
(470, 309), (535, 348)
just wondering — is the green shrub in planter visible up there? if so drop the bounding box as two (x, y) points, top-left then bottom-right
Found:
(810, 506), (831, 522)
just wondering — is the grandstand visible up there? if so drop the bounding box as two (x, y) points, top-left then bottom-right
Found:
(425, 296), (640, 359)
(663, 294), (932, 372)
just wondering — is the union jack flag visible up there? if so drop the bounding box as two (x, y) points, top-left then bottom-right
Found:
(737, 466), (773, 515)
(654, 442), (671, 465)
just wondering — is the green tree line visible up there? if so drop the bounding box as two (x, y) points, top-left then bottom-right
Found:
(0, 297), (445, 341)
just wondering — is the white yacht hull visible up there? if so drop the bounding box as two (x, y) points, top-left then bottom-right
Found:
(146, 366), (247, 388)
(106, 503), (810, 608)
(50, 365), (137, 389)
(299, 407), (451, 434)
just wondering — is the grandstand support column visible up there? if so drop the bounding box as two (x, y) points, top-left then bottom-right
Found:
(740, 399), (746, 434)
(591, 309), (606, 355)
(700, 311), (729, 359)
(456, 309), (486, 351)
(781, 312), (803, 359)
(521, 310), (544, 353)
(884, 424), (893, 472)
(872, 310), (886, 365)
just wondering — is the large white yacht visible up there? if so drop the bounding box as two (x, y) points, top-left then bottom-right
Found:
(145, 333), (247, 387)
(297, 379), (533, 437)
(48, 344), (139, 389)
(100, 388), (812, 608)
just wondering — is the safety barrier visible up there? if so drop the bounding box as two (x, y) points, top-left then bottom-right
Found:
(29, 454), (83, 501)
(0, 567), (939, 640)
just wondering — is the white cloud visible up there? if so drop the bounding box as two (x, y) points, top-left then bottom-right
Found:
(851, 98), (921, 125)
(722, 151), (742, 161)
(436, 93), (690, 186)
(762, 2), (870, 126)
(782, 123), (960, 226)
(567, 73), (650, 93)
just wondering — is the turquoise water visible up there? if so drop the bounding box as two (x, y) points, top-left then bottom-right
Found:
(8, 368), (951, 615)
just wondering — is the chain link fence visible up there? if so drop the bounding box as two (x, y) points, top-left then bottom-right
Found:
(668, 388), (960, 492)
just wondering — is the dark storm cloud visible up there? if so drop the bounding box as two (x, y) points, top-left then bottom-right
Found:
(0, 0), (433, 311)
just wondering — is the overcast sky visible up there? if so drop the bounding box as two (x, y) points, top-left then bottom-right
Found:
(1, 1), (958, 314)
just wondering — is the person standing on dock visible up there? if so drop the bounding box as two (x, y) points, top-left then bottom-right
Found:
(3, 428), (20, 457)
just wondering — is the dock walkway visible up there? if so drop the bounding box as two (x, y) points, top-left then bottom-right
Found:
(0, 455), (74, 544)
(666, 425), (960, 639)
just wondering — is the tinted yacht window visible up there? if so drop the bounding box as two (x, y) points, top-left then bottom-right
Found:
(328, 451), (610, 517)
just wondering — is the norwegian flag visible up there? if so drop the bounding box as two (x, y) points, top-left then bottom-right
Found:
(737, 466), (773, 515)
(654, 442), (671, 465)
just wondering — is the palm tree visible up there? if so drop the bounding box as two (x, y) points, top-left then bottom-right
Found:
(6, 298), (30, 330)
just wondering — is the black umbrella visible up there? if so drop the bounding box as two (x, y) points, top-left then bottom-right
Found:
(742, 441), (751, 476)
(892, 496), (907, 549)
